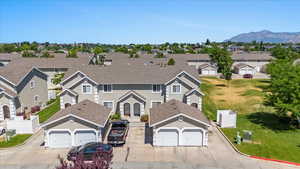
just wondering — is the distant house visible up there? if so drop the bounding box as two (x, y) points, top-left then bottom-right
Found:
(199, 64), (218, 76)
(234, 63), (256, 75)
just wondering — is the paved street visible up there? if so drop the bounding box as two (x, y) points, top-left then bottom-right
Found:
(0, 127), (299, 169)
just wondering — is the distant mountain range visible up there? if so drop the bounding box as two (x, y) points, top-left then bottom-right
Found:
(226, 30), (300, 43)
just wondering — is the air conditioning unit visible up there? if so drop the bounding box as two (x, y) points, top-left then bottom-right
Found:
(216, 110), (237, 128)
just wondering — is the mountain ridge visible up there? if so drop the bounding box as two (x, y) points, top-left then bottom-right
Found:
(226, 30), (300, 43)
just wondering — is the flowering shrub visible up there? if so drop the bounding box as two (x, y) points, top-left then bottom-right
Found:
(56, 152), (112, 169)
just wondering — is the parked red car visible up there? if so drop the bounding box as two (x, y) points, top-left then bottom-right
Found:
(243, 74), (253, 79)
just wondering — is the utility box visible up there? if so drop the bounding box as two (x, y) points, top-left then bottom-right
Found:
(243, 130), (252, 142)
(217, 110), (237, 128)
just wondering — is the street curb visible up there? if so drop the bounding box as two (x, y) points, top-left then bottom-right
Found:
(215, 124), (300, 167)
(250, 156), (300, 166)
(0, 128), (42, 150)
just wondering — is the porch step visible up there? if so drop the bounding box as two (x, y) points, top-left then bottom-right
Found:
(129, 122), (145, 127)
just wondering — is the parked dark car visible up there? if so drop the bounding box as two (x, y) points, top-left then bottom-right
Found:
(243, 74), (253, 79)
(107, 120), (129, 145)
(67, 142), (113, 161)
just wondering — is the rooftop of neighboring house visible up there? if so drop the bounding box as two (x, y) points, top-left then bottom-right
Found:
(0, 83), (17, 97)
(0, 51), (273, 85)
(149, 99), (210, 126)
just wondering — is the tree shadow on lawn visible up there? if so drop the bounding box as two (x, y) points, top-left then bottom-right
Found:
(246, 112), (295, 131)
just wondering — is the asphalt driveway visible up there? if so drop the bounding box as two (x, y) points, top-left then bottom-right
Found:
(0, 126), (299, 169)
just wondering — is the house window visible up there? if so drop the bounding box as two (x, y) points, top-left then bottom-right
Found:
(151, 101), (162, 108)
(82, 84), (92, 94)
(152, 84), (161, 93)
(103, 101), (113, 109)
(34, 95), (39, 103)
(172, 84), (181, 94)
(30, 81), (35, 89)
(103, 84), (112, 93)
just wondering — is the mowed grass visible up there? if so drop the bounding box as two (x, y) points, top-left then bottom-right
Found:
(0, 134), (32, 148)
(201, 77), (300, 163)
(38, 98), (60, 123)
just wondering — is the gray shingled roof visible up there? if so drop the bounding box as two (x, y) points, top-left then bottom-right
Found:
(63, 62), (199, 84)
(44, 100), (111, 127)
(149, 99), (210, 126)
(232, 52), (273, 61)
(234, 63), (255, 69)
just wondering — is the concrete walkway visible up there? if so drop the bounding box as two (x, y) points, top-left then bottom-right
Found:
(0, 127), (299, 169)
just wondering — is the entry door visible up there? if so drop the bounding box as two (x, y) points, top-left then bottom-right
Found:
(49, 130), (72, 148)
(3, 105), (10, 119)
(74, 130), (97, 146)
(124, 103), (130, 116)
(181, 129), (203, 146)
(156, 129), (178, 146)
(133, 103), (140, 116)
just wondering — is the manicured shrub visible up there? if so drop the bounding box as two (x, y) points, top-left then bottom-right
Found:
(31, 106), (40, 114)
(140, 114), (149, 122)
(56, 152), (112, 169)
(167, 58), (175, 65)
(110, 113), (121, 120)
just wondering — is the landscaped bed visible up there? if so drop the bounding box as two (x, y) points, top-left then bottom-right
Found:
(37, 98), (60, 123)
(0, 134), (32, 148)
(201, 77), (300, 163)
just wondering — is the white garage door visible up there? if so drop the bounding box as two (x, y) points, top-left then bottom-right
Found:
(202, 70), (209, 75)
(49, 130), (72, 148)
(156, 129), (178, 146)
(74, 130), (97, 146)
(209, 70), (216, 75)
(181, 129), (203, 146)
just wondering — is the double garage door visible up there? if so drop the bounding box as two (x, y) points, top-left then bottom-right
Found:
(202, 69), (216, 75)
(156, 128), (203, 146)
(48, 130), (97, 148)
(239, 68), (254, 75)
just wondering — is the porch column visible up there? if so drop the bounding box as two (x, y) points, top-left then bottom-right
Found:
(166, 86), (169, 101)
(141, 103), (145, 115)
(119, 102), (124, 118)
(60, 96), (64, 109)
(199, 96), (202, 111)
(9, 99), (16, 119)
(94, 86), (99, 104)
(0, 104), (3, 120)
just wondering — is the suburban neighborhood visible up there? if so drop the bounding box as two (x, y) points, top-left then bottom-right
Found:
(1, 1), (300, 169)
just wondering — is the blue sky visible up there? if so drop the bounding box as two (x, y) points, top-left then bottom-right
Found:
(0, 0), (299, 44)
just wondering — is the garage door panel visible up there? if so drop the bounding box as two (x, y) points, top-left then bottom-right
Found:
(156, 129), (178, 146)
(75, 130), (97, 146)
(49, 130), (72, 148)
(181, 129), (203, 146)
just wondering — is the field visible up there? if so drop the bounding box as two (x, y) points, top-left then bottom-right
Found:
(201, 77), (300, 163)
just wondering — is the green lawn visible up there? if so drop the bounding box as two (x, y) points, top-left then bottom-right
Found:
(201, 78), (300, 163)
(38, 98), (60, 123)
(0, 134), (32, 148)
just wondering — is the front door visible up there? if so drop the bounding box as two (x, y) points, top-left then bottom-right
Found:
(124, 103), (130, 116)
(133, 103), (140, 116)
(3, 105), (10, 119)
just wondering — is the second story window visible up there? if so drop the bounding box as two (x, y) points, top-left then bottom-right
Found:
(82, 84), (92, 94)
(152, 84), (161, 93)
(172, 84), (181, 94)
(30, 80), (35, 89)
(103, 101), (113, 109)
(103, 84), (112, 93)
